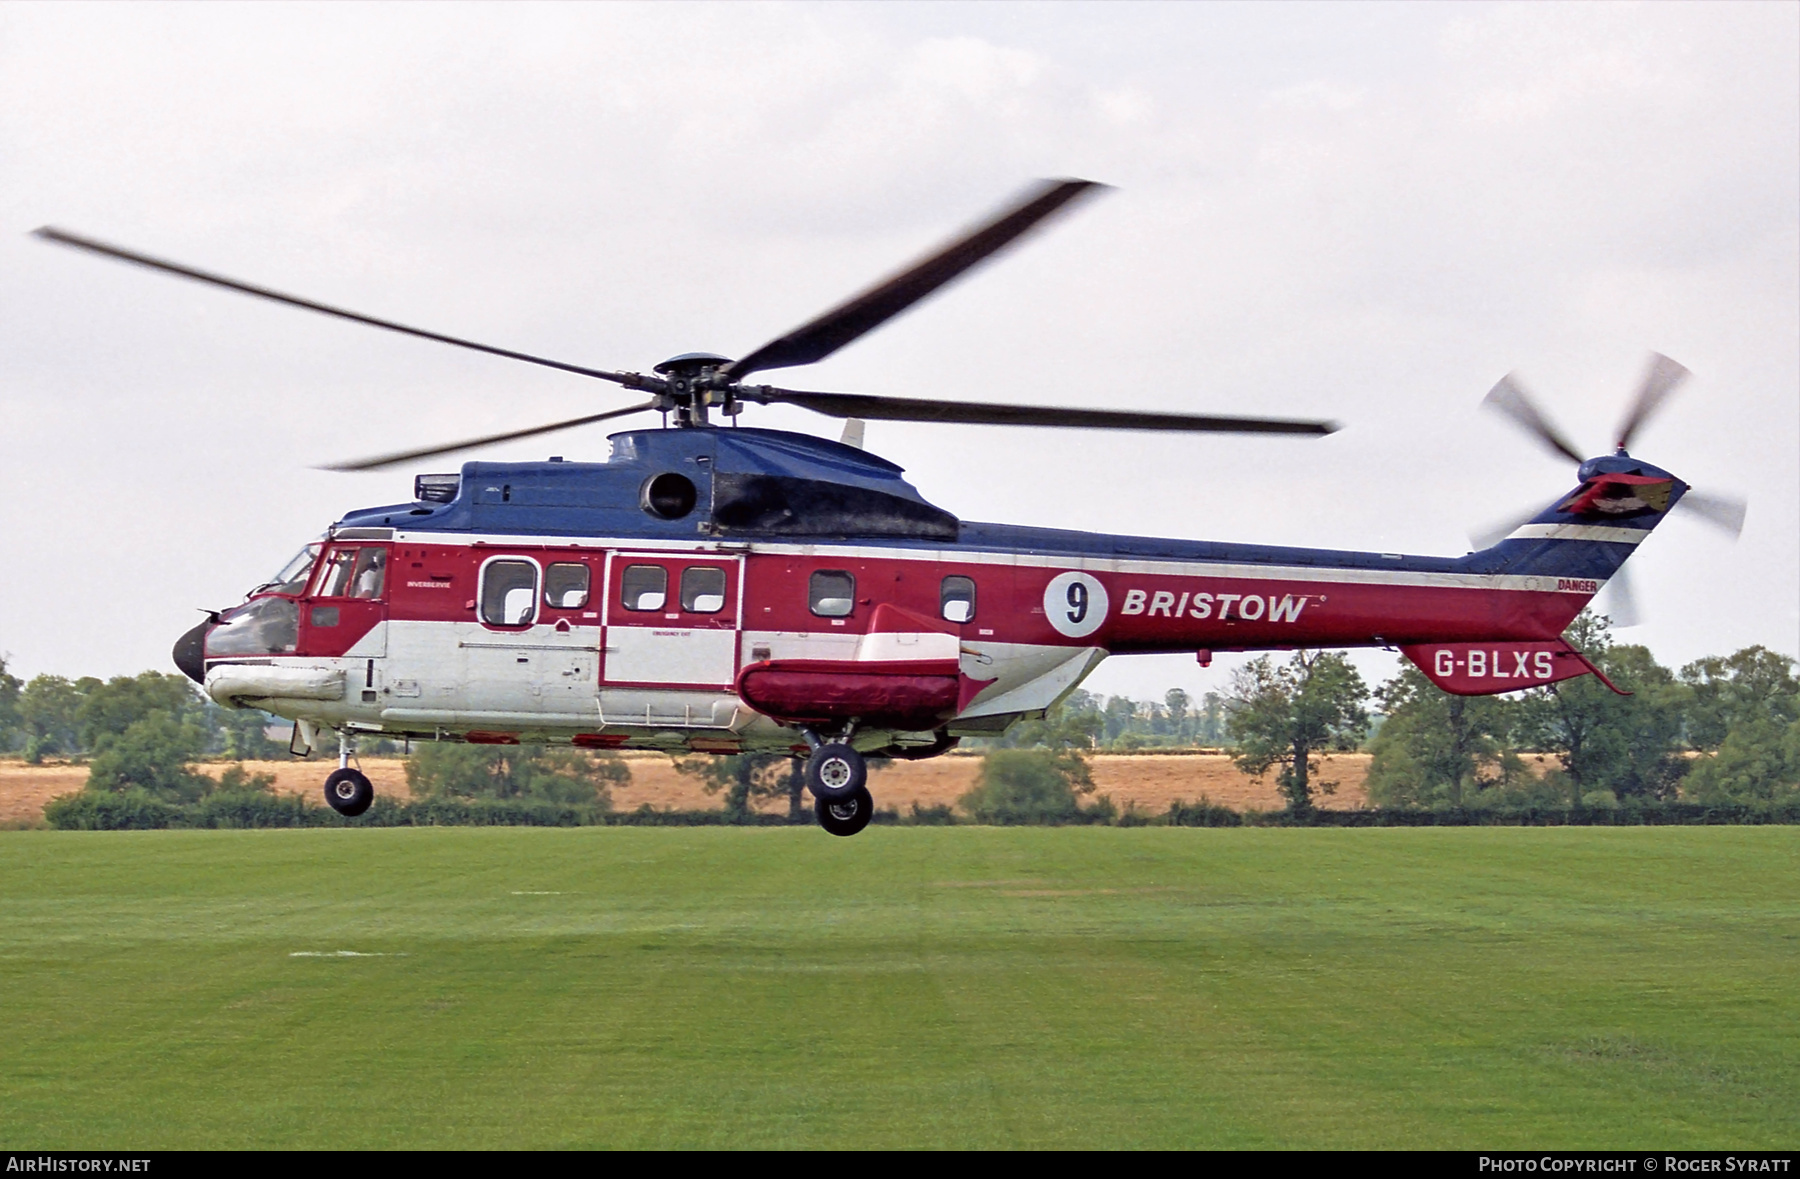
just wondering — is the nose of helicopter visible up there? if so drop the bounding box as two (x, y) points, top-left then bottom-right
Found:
(173, 619), (211, 685)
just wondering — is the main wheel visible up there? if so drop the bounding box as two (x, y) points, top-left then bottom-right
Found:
(805, 742), (867, 802)
(323, 767), (374, 817)
(815, 784), (873, 837)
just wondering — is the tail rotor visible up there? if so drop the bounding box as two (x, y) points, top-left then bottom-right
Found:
(1473, 353), (1746, 628)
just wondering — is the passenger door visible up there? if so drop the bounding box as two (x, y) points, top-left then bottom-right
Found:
(602, 553), (742, 688)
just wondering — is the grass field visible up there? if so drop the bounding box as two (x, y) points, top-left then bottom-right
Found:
(2, 828), (1796, 1149)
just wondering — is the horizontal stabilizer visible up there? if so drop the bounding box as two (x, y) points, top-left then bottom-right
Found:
(1400, 639), (1627, 697)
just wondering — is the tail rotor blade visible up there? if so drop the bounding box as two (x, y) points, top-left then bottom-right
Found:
(1676, 490), (1747, 539)
(1482, 373), (1586, 464)
(1600, 566), (1642, 629)
(1469, 504), (1541, 550)
(1614, 352), (1690, 452)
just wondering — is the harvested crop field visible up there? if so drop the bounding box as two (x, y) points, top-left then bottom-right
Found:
(0, 751), (1372, 824)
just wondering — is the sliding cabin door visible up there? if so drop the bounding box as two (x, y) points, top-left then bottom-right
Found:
(601, 553), (743, 689)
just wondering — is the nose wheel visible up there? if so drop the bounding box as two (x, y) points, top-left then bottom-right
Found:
(815, 784), (873, 837)
(323, 767), (373, 816)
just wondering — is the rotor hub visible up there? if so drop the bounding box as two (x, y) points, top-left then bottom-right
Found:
(648, 354), (737, 426)
(653, 352), (734, 377)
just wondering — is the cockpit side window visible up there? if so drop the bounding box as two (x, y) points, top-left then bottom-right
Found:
(313, 546), (388, 600)
(266, 544), (321, 595)
(349, 548), (386, 599)
(315, 548), (358, 597)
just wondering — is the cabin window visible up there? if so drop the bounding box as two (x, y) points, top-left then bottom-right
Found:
(809, 570), (855, 618)
(544, 563), (590, 610)
(681, 566), (727, 613)
(314, 546), (386, 599)
(941, 575), (976, 623)
(480, 559), (539, 626)
(621, 565), (668, 612)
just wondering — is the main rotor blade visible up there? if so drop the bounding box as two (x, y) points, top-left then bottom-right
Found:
(1614, 352), (1690, 451)
(724, 178), (1106, 380)
(32, 227), (644, 387)
(322, 401), (657, 471)
(749, 386), (1337, 435)
(1676, 490), (1747, 539)
(1481, 373), (1585, 464)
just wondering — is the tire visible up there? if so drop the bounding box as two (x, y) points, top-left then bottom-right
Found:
(815, 784), (873, 837)
(805, 742), (866, 802)
(323, 767), (374, 817)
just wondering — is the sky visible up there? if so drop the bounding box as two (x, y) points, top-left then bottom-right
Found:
(1, 1), (1795, 705)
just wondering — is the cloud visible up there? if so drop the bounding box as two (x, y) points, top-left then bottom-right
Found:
(0, 1), (1792, 695)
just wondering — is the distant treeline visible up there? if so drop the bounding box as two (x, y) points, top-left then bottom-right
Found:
(986, 612), (1800, 814)
(42, 789), (1800, 830)
(9, 610), (1799, 825)
(0, 663), (288, 764)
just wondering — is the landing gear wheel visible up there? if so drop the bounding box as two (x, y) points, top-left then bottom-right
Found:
(806, 742), (867, 802)
(323, 767), (374, 817)
(816, 784), (873, 837)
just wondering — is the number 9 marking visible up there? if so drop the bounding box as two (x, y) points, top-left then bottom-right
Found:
(1043, 572), (1108, 639)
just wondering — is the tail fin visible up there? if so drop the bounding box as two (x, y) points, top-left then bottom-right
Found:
(1461, 454), (1687, 585)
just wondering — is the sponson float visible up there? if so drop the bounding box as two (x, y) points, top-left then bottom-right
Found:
(35, 181), (1744, 835)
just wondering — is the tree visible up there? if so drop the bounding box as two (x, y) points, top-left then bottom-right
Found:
(1680, 647), (1799, 751)
(17, 675), (88, 762)
(85, 712), (211, 801)
(216, 764), (278, 793)
(0, 655), (21, 751)
(987, 688), (1104, 751)
(959, 748), (1100, 824)
(1683, 715), (1800, 803)
(1164, 689), (1192, 744)
(212, 705), (285, 760)
(406, 743), (628, 806)
(1195, 691), (1228, 746)
(1226, 650), (1369, 814)
(1515, 612), (1687, 803)
(1101, 695), (1138, 744)
(1366, 664), (1525, 808)
(79, 672), (206, 750)
(676, 753), (801, 819)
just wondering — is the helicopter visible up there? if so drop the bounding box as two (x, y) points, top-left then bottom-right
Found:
(34, 179), (1746, 835)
